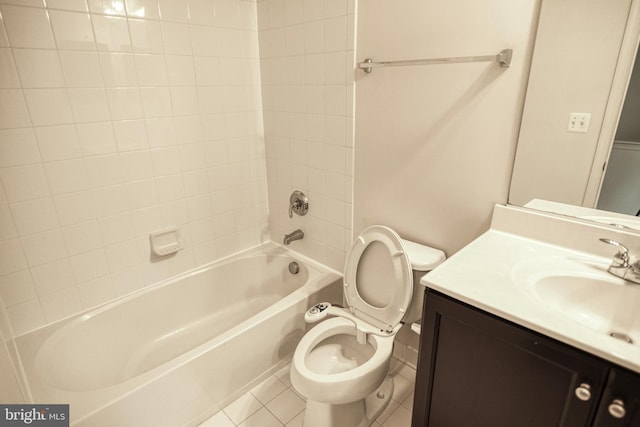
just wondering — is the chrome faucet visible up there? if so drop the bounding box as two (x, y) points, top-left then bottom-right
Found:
(283, 229), (304, 245)
(599, 238), (640, 284)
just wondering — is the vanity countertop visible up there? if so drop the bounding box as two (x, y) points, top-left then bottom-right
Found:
(421, 206), (640, 374)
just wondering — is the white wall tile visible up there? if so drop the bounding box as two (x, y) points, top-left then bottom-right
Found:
(106, 87), (143, 119)
(111, 265), (143, 295)
(30, 258), (75, 295)
(87, 0), (126, 15)
(76, 121), (117, 155)
(131, 205), (162, 235)
(69, 248), (109, 283)
(190, 25), (218, 56)
(112, 119), (148, 151)
(0, 239), (27, 276)
(92, 184), (130, 216)
(173, 115), (202, 143)
(0, 204), (17, 240)
(193, 56), (220, 85)
(99, 52), (138, 86)
(158, 0), (188, 23)
(68, 88), (111, 122)
(44, 159), (89, 194)
(92, 14), (132, 52)
(0, 128), (41, 167)
(165, 54), (196, 85)
(151, 146), (181, 175)
(58, 50), (104, 87)
(128, 18), (164, 53)
(125, 0), (160, 19)
(139, 87), (173, 117)
(0, 89), (32, 129)
(0, 164), (50, 202)
(127, 178), (157, 209)
(161, 21), (192, 54)
(21, 229), (68, 266)
(169, 86), (198, 115)
(77, 275), (114, 308)
(11, 197), (59, 235)
(53, 190), (97, 226)
(99, 213), (134, 244)
(1, 5), (56, 49)
(120, 150), (153, 181)
(187, 0), (214, 26)
(155, 173), (185, 202)
(46, 0), (89, 12)
(62, 220), (103, 255)
(12, 49), (65, 88)
(49, 10), (95, 50)
(146, 117), (177, 147)
(0, 48), (20, 88)
(84, 154), (123, 187)
(34, 124), (82, 161)
(23, 88), (74, 126)
(39, 287), (82, 322)
(6, 299), (45, 335)
(104, 239), (140, 272)
(0, 269), (36, 306)
(134, 54), (168, 86)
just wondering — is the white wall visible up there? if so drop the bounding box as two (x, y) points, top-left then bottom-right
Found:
(0, 0), (268, 336)
(354, 0), (540, 256)
(257, 0), (355, 271)
(509, 0), (633, 207)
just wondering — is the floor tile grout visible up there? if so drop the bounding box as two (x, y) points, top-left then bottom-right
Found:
(200, 358), (414, 427)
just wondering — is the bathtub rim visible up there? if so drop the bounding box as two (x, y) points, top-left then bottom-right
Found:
(16, 241), (340, 340)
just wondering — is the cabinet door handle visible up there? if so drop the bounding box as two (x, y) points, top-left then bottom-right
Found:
(608, 399), (626, 419)
(575, 383), (592, 401)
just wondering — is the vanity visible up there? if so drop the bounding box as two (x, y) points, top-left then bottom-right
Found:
(412, 205), (640, 427)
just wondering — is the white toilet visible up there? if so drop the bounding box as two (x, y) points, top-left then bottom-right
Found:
(291, 225), (445, 427)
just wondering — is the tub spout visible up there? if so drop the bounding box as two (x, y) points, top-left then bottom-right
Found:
(283, 229), (304, 245)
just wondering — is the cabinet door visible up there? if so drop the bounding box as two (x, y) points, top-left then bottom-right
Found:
(593, 368), (640, 427)
(412, 290), (610, 427)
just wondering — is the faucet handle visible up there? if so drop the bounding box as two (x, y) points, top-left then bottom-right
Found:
(599, 238), (630, 267)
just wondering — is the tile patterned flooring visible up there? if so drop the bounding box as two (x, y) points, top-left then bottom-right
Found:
(199, 359), (415, 427)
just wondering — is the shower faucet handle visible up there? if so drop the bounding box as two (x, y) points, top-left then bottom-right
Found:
(289, 190), (309, 218)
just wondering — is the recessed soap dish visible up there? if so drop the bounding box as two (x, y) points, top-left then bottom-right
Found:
(149, 228), (184, 257)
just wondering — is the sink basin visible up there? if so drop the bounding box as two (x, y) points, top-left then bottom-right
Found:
(512, 256), (640, 344)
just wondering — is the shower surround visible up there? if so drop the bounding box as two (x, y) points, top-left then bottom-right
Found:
(0, 0), (355, 337)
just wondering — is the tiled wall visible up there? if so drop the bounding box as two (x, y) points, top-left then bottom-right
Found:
(0, 0), (269, 335)
(257, 0), (355, 272)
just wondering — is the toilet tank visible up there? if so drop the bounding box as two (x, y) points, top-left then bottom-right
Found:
(401, 239), (446, 323)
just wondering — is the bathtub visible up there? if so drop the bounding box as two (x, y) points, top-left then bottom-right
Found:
(15, 243), (342, 426)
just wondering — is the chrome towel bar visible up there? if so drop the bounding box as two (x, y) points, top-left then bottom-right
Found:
(358, 49), (512, 73)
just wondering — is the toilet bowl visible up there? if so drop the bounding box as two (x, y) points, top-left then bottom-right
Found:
(291, 225), (445, 427)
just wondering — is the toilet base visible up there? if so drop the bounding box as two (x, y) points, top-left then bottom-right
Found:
(302, 376), (394, 427)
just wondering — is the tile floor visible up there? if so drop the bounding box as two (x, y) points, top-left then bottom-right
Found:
(199, 359), (415, 427)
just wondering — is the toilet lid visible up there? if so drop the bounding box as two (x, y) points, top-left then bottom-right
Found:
(343, 225), (413, 332)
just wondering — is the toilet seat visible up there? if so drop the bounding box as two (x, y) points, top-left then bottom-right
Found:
(291, 317), (394, 404)
(343, 226), (413, 332)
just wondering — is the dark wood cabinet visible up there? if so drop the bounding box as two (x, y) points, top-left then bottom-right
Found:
(412, 290), (640, 427)
(592, 368), (640, 427)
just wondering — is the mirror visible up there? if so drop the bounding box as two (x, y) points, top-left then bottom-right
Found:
(509, 0), (640, 228)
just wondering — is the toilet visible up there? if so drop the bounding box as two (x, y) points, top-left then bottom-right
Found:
(291, 225), (445, 427)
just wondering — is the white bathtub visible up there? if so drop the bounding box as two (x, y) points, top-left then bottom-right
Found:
(15, 243), (341, 426)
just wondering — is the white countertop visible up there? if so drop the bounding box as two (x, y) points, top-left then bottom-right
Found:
(421, 228), (640, 374)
